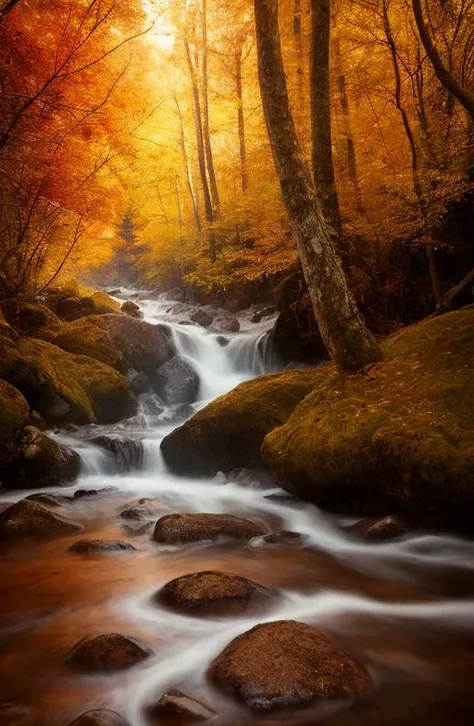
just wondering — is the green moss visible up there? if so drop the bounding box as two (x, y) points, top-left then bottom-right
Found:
(89, 291), (121, 315)
(161, 368), (320, 475)
(54, 320), (125, 371)
(0, 380), (29, 466)
(262, 310), (474, 531)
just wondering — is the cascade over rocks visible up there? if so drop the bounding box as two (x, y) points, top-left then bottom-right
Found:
(208, 620), (371, 712)
(151, 356), (199, 406)
(89, 435), (144, 472)
(66, 633), (153, 672)
(263, 310), (474, 532)
(0, 500), (81, 539)
(210, 315), (240, 333)
(160, 369), (318, 475)
(67, 710), (130, 726)
(154, 570), (276, 616)
(153, 513), (267, 544)
(89, 314), (175, 376)
(2, 426), (80, 489)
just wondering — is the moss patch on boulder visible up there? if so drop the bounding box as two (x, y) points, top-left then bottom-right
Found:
(2, 300), (63, 342)
(0, 380), (30, 467)
(54, 320), (125, 371)
(263, 310), (474, 531)
(160, 369), (319, 475)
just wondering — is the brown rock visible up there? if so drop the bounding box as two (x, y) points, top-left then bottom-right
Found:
(0, 500), (81, 539)
(208, 620), (371, 713)
(121, 301), (142, 318)
(154, 571), (276, 617)
(66, 633), (152, 673)
(346, 516), (407, 542)
(147, 690), (214, 724)
(68, 539), (136, 555)
(153, 513), (267, 544)
(67, 710), (129, 726)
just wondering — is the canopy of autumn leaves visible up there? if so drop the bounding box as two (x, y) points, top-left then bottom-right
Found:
(0, 0), (473, 329)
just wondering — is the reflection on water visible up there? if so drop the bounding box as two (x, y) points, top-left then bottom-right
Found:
(1, 294), (474, 726)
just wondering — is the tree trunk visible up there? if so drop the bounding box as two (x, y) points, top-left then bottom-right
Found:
(235, 43), (248, 192)
(293, 0), (305, 110)
(184, 38), (214, 226)
(201, 0), (220, 216)
(175, 97), (202, 233)
(0, 0), (21, 19)
(332, 34), (364, 213)
(254, 0), (381, 372)
(175, 175), (183, 243)
(310, 0), (342, 239)
(412, 0), (474, 118)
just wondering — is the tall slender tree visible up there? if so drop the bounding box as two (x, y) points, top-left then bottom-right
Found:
(254, 0), (381, 372)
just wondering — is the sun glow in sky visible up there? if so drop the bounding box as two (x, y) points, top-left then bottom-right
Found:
(143, 0), (176, 51)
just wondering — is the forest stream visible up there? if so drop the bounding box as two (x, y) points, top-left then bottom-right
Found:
(1, 292), (474, 726)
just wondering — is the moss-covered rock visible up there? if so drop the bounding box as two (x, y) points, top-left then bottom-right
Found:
(54, 290), (121, 321)
(0, 499), (81, 539)
(160, 369), (319, 475)
(9, 337), (134, 425)
(2, 300), (62, 342)
(0, 380), (30, 467)
(54, 320), (125, 371)
(263, 310), (474, 531)
(2, 426), (80, 489)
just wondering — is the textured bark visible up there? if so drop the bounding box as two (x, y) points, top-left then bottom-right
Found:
(293, 0), (305, 109)
(201, 0), (220, 216)
(235, 44), (248, 192)
(412, 0), (474, 118)
(175, 97), (201, 233)
(310, 0), (342, 239)
(0, 0), (21, 18)
(254, 0), (381, 372)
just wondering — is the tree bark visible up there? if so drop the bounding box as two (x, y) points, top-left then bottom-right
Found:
(201, 0), (220, 216)
(412, 0), (474, 118)
(175, 97), (202, 233)
(235, 42), (248, 192)
(310, 0), (342, 239)
(254, 0), (381, 372)
(293, 0), (305, 109)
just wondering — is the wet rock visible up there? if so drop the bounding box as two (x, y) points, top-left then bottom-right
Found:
(89, 314), (175, 376)
(162, 287), (185, 303)
(154, 570), (276, 617)
(0, 703), (45, 726)
(346, 515), (407, 542)
(263, 492), (301, 504)
(147, 690), (214, 724)
(56, 292), (121, 321)
(151, 357), (199, 406)
(153, 513), (267, 544)
(121, 300), (142, 319)
(54, 321), (124, 372)
(208, 620), (371, 713)
(159, 404), (194, 425)
(0, 500), (81, 539)
(0, 380), (29, 467)
(249, 531), (304, 548)
(190, 309), (213, 328)
(89, 435), (144, 472)
(68, 539), (136, 555)
(26, 493), (73, 507)
(2, 426), (80, 489)
(67, 710), (129, 726)
(2, 300), (63, 342)
(66, 633), (152, 672)
(120, 506), (157, 521)
(28, 410), (47, 431)
(74, 486), (117, 499)
(251, 306), (276, 323)
(126, 369), (150, 396)
(216, 336), (229, 348)
(211, 316), (240, 333)
(160, 369), (317, 476)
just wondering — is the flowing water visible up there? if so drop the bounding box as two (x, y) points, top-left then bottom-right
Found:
(1, 294), (474, 726)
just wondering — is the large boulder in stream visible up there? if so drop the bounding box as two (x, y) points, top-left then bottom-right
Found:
(263, 310), (474, 532)
(153, 513), (267, 544)
(208, 620), (371, 713)
(0, 380), (30, 467)
(54, 291), (121, 321)
(66, 633), (153, 672)
(160, 369), (318, 475)
(0, 500), (81, 539)
(88, 314), (175, 376)
(68, 539), (136, 555)
(2, 300), (63, 342)
(1, 426), (80, 489)
(54, 320), (125, 371)
(68, 710), (129, 726)
(154, 570), (276, 617)
(151, 356), (199, 406)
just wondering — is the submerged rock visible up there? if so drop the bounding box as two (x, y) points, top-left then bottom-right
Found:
(153, 513), (267, 544)
(190, 309), (213, 328)
(146, 690), (214, 724)
(68, 539), (136, 555)
(66, 633), (152, 672)
(249, 531), (305, 548)
(208, 620), (371, 712)
(67, 710), (129, 726)
(346, 515), (407, 541)
(151, 356), (199, 406)
(263, 310), (474, 532)
(89, 435), (144, 472)
(121, 300), (142, 318)
(0, 500), (81, 539)
(2, 426), (80, 489)
(160, 369), (318, 476)
(120, 506), (157, 521)
(154, 570), (276, 617)
(211, 315), (240, 333)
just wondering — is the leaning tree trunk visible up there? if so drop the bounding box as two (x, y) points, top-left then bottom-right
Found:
(235, 42), (248, 192)
(201, 0), (220, 217)
(254, 0), (381, 372)
(310, 0), (342, 239)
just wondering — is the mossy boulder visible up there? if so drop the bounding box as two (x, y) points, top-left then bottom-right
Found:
(1, 426), (80, 489)
(0, 380), (30, 466)
(9, 337), (134, 425)
(54, 290), (121, 321)
(89, 314), (175, 376)
(0, 499), (81, 539)
(54, 320), (125, 371)
(160, 369), (319, 475)
(263, 310), (474, 532)
(2, 301), (63, 342)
